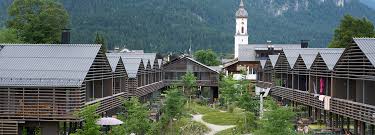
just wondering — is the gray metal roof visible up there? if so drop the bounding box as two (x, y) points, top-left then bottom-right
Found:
(108, 53), (156, 68)
(107, 55), (121, 72)
(353, 38), (375, 67)
(121, 58), (142, 78)
(185, 57), (219, 73)
(283, 48), (344, 69)
(319, 52), (344, 70)
(208, 66), (222, 72)
(268, 55), (279, 68)
(0, 44), (101, 87)
(260, 60), (266, 69)
(300, 54), (317, 69)
(238, 44), (301, 61)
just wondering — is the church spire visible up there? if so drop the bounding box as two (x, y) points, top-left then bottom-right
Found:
(240, 0), (244, 8)
(236, 0), (248, 18)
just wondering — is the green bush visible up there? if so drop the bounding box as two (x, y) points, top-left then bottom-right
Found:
(180, 121), (210, 135)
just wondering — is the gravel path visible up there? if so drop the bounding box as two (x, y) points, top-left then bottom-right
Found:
(192, 114), (236, 135)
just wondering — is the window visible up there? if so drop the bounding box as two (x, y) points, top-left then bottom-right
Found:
(241, 27), (244, 33)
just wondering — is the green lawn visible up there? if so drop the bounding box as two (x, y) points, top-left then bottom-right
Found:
(186, 102), (219, 115)
(202, 112), (240, 125)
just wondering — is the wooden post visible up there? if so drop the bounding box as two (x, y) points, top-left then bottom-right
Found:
(341, 115), (344, 128)
(347, 117), (350, 131)
(354, 120), (358, 135)
(360, 122), (366, 135)
(323, 110), (327, 126)
(63, 122), (67, 135)
(335, 114), (339, 128)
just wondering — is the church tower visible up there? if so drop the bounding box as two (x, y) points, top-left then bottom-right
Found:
(234, 0), (248, 58)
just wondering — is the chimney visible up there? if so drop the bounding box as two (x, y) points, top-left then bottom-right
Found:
(267, 40), (274, 55)
(301, 40), (309, 48)
(61, 29), (71, 44)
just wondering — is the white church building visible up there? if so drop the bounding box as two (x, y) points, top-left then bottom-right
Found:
(225, 0), (304, 80)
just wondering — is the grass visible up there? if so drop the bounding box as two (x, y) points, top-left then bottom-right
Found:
(215, 127), (236, 135)
(202, 111), (240, 125)
(185, 102), (219, 115)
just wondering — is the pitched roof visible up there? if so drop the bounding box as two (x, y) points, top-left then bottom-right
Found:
(185, 57), (220, 73)
(319, 52), (344, 70)
(283, 48), (344, 69)
(107, 55), (121, 72)
(353, 38), (375, 67)
(300, 54), (317, 69)
(121, 58), (142, 78)
(268, 55), (279, 68)
(108, 53), (156, 68)
(238, 44), (301, 61)
(260, 60), (267, 69)
(0, 44), (101, 87)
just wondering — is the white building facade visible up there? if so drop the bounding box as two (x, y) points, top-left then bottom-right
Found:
(234, 0), (249, 58)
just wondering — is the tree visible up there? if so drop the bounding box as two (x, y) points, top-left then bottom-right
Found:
(0, 29), (23, 43)
(329, 15), (375, 48)
(219, 76), (239, 106)
(6, 0), (69, 43)
(72, 103), (101, 135)
(181, 72), (197, 106)
(163, 86), (186, 134)
(112, 97), (151, 135)
(194, 49), (220, 66)
(94, 32), (107, 52)
(253, 99), (296, 135)
(237, 81), (259, 113)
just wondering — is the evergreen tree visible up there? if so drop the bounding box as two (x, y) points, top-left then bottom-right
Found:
(6, 0), (69, 43)
(329, 14), (375, 48)
(181, 72), (197, 106)
(194, 49), (220, 66)
(94, 32), (107, 52)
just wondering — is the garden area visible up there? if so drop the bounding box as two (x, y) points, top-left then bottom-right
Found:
(69, 73), (299, 135)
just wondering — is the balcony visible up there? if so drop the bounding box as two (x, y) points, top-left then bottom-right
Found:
(136, 81), (165, 97)
(85, 92), (127, 114)
(257, 81), (375, 125)
(163, 80), (218, 87)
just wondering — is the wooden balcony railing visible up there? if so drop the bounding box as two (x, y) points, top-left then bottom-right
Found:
(136, 81), (165, 97)
(163, 80), (218, 87)
(257, 82), (375, 125)
(85, 92), (127, 114)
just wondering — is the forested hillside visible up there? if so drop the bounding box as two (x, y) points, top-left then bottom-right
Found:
(360, 0), (375, 9)
(1, 0), (375, 53)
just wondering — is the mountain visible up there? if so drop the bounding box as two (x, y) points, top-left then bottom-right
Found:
(360, 0), (375, 9)
(1, 0), (375, 53)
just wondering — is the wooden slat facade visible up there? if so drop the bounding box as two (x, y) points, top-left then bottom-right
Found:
(257, 39), (375, 133)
